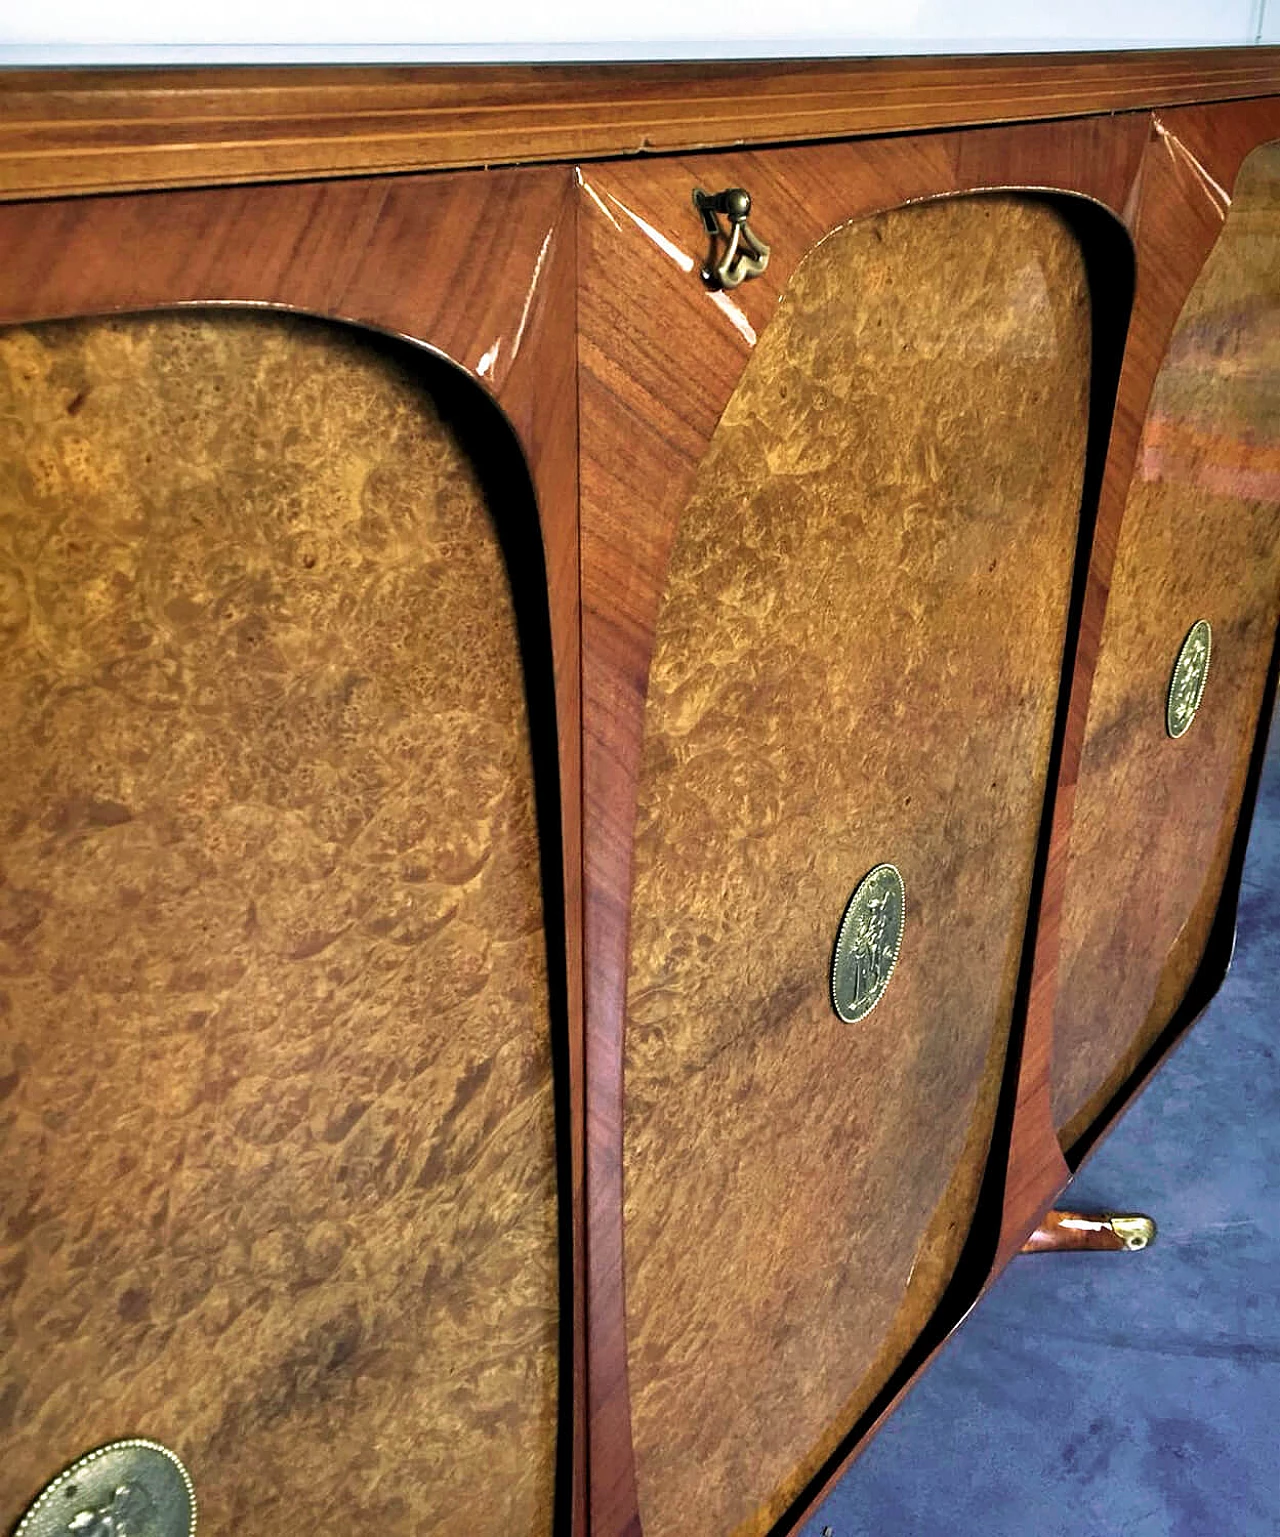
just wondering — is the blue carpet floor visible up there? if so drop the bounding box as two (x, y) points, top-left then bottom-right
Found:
(801, 721), (1280, 1537)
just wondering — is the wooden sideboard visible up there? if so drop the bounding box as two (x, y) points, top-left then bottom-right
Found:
(1, 51), (1278, 1537)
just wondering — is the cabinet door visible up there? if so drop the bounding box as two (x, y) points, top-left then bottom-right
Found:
(0, 170), (576, 1537)
(1053, 135), (1280, 1153)
(578, 130), (1132, 1537)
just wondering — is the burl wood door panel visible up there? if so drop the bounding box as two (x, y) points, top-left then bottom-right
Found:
(0, 312), (558, 1533)
(1052, 139), (1280, 1150)
(577, 125), (1148, 1536)
(611, 194), (1092, 1537)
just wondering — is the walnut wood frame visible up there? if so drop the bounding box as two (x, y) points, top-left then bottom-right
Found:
(0, 49), (1278, 201)
(2, 58), (1279, 1537)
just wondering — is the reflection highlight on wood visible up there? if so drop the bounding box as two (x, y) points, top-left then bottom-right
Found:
(1020, 1209), (1156, 1252)
(1052, 140), (1280, 1149)
(577, 124), (1157, 1533)
(622, 195), (1091, 1537)
(991, 98), (1280, 1267)
(0, 313), (557, 1535)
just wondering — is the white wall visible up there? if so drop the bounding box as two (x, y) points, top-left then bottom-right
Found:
(0, 0), (1273, 63)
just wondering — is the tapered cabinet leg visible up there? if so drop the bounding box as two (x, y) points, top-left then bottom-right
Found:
(1021, 1210), (1158, 1253)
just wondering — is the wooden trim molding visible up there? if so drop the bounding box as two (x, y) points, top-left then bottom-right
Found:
(0, 48), (1279, 201)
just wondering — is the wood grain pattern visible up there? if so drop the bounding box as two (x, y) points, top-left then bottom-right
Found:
(993, 96), (1280, 1266)
(2, 51), (1280, 202)
(1020, 1210), (1136, 1252)
(577, 119), (1150, 1536)
(620, 196), (1091, 1537)
(0, 311), (556, 1533)
(0, 165), (585, 1533)
(1052, 139), (1280, 1149)
(0, 167), (572, 402)
(0, 170), (585, 857)
(4, 79), (1280, 1537)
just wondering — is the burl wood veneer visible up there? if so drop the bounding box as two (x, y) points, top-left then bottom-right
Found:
(1052, 140), (1280, 1150)
(622, 195), (1092, 1537)
(0, 312), (557, 1533)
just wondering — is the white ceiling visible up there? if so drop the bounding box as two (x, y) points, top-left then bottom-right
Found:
(0, 0), (1272, 63)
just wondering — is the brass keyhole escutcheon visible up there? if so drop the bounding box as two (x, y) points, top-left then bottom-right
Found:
(831, 864), (906, 1024)
(15, 1440), (196, 1537)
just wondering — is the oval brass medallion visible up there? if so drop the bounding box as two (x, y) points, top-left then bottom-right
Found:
(831, 864), (906, 1023)
(1167, 619), (1212, 739)
(16, 1440), (196, 1537)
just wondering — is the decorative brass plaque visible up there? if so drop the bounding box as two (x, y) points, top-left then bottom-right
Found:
(830, 864), (906, 1024)
(16, 1440), (196, 1537)
(1167, 619), (1212, 738)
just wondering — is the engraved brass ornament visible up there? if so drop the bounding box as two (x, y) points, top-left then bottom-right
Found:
(693, 187), (771, 290)
(831, 864), (906, 1024)
(1166, 619), (1212, 738)
(16, 1441), (196, 1537)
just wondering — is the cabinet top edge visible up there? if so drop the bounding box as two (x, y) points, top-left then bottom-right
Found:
(1, 45), (1279, 203)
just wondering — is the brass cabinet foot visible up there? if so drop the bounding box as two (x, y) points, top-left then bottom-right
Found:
(1021, 1209), (1157, 1254)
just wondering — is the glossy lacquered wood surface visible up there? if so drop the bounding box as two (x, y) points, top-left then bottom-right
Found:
(2, 79), (1280, 1537)
(2, 51), (1280, 202)
(577, 117), (1152, 1537)
(620, 193), (1090, 1537)
(993, 95), (1280, 1267)
(1053, 138), (1280, 1150)
(0, 168), (586, 1534)
(0, 310), (557, 1535)
(1020, 1210), (1140, 1252)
